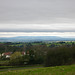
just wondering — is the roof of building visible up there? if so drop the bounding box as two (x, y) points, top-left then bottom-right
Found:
(4, 52), (12, 55)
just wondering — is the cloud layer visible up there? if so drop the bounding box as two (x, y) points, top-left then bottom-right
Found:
(0, 0), (75, 37)
(0, 0), (75, 24)
(0, 24), (75, 32)
(0, 32), (75, 38)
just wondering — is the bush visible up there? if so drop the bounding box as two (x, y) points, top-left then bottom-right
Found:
(45, 46), (75, 67)
(9, 52), (24, 66)
(0, 60), (9, 66)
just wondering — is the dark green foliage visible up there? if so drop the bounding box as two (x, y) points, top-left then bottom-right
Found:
(26, 43), (32, 51)
(9, 52), (24, 66)
(45, 46), (75, 67)
(28, 50), (35, 64)
(1, 42), (75, 66)
(0, 60), (9, 66)
(49, 44), (55, 48)
(0, 44), (5, 53)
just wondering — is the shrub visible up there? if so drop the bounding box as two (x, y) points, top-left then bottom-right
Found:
(45, 46), (75, 67)
(9, 52), (24, 66)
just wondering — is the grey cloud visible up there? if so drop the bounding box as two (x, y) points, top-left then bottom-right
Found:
(0, 0), (75, 24)
(0, 27), (75, 32)
(0, 24), (75, 32)
(0, 0), (75, 33)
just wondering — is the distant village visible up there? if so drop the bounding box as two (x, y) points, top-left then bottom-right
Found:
(0, 44), (30, 59)
(0, 51), (26, 59)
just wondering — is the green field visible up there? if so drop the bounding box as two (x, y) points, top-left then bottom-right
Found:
(0, 64), (75, 75)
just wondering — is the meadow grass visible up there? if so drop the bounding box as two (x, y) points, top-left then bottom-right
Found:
(0, 64), (75, 75)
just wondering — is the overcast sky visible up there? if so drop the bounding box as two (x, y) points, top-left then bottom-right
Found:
(0, 0), (75, 37)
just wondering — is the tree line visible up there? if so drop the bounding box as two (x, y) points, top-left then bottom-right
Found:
(0, 42), (75, 66)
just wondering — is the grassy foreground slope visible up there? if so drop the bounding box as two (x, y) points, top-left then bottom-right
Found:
(0, 64), (75, 75)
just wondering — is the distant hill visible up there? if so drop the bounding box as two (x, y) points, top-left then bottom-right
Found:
(0, 36), (75, 42)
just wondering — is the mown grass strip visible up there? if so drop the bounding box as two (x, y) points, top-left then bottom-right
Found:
(0, 64), (75, 75)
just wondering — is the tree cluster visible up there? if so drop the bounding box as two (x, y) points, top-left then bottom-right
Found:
(45, 46), (75, 67)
